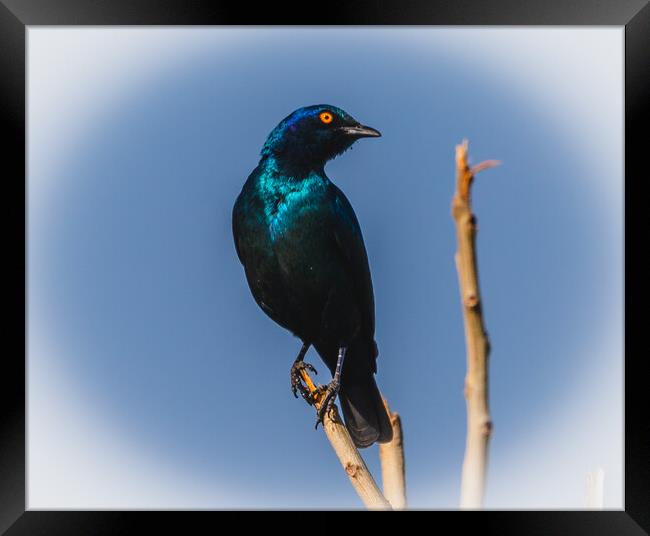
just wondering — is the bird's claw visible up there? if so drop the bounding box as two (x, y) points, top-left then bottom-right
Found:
(314, 380), (340, 429)
(290, 360), (318, 403)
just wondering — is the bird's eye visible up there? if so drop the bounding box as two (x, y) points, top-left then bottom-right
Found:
(319, 111), (334, 124)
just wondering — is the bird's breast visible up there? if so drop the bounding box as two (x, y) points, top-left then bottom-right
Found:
(264, 178), (328, 243)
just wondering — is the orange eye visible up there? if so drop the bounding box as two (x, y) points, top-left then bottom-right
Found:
(319, 111), (333, 124)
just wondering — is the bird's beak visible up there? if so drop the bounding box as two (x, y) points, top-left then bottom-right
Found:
(339, 124), (382, 138)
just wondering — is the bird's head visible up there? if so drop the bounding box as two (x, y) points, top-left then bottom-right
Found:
(260, 105), (381, 174)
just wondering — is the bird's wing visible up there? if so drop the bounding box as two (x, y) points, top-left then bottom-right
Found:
(328, 184), (376, 346)
(232, 198), (248, 266)
(232, 204), (243, 263)
(232, 168), (259, 266)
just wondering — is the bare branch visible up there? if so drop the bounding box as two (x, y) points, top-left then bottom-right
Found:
(298, 369), (392, 510)
(379, 398), (407, 509)
(452, 140), (497, 509)
(586, 468), (605, 509)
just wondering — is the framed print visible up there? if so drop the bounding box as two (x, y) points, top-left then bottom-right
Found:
(2, 0), (648, 532)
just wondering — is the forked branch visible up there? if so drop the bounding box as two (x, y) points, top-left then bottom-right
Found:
(298, 369), (392, 510)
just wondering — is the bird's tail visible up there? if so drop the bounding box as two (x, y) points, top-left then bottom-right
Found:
(339, 372), (393, 449)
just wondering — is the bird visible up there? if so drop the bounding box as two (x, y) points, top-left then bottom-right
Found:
(232, 104), (392, 448)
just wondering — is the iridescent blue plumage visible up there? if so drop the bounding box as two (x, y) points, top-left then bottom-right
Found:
(261, 105), (355, 158)
(232, 105), (392, 448)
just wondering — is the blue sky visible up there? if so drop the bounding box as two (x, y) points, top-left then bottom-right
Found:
(28, 28), (623, 509)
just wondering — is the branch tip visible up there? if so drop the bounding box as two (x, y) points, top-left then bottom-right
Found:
(471, 160), (501, 175)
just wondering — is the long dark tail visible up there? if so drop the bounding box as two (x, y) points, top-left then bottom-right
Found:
(339, 374), (393, 448)
(315, 337), (393, 448)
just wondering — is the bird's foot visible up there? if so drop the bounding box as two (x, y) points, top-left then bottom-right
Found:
(314, 379), (340, 429)
(290, 360), (318, 404)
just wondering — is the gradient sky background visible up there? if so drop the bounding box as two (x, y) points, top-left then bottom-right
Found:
(27, 28), (623, 509)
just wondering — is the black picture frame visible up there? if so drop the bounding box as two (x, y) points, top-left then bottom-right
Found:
(2, 0), (647, 532)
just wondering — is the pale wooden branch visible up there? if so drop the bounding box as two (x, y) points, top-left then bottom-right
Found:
(379, 398), (407, 509)
(452, 140), (498, 509)
(586, 468), (605, 509)
(298, 369), (392, 510)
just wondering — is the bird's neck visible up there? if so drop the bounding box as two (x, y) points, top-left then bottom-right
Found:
(255, 156), (329, 203)
(259, 154), (325, 182)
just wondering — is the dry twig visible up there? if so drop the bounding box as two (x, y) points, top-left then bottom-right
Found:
(379, 398), (407, 509)
(452, 140), (498, 509)
(586, 468), (605, 509)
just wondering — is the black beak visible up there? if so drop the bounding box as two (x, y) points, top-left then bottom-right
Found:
(339, 124), (382, 138)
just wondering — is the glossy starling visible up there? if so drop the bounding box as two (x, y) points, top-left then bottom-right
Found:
(232, 105), (392, 448)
